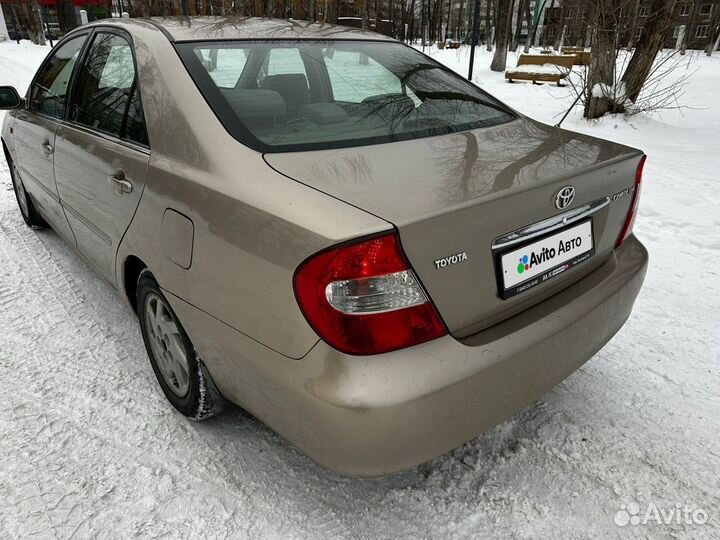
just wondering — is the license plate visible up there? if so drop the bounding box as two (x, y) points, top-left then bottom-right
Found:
(499, 220), (594, 299)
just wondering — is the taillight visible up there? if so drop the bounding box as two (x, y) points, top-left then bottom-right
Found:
(293, 232), (447, 355)
(616, 154), (646, 248)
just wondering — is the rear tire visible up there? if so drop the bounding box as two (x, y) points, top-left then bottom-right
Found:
(137, 270), (216, 421)
(8, 154), (47, 229)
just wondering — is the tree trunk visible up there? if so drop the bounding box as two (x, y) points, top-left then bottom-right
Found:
(55, 0), (76, 34)
(680, 2), (695, 54)
(541, 0), (555, 47)
(490, 0), (511, 71)
(553, 4), (564, 49)
(485, 0), (493, 51)
(21, 0), (46, 45)
(510, 0), (523, 51)
(705, 7), (720, 55)
(584, 1), (621, 119)
(456, 0), (465, 40)
(621, 0), (677, 103)
(361, 0), (369, 28)
(409, 0), (416, 41)
(444, 0), (452, 39)
(523, 0), (533, 52)
(627, 0), (641, 48)
(709, 27), (720, 55)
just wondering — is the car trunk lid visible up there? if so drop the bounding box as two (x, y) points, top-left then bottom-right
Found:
(265, 118), (644, 336)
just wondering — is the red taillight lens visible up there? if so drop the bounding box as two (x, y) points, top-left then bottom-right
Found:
(293, 232), (447, 356)
(616, 154), (646, 248)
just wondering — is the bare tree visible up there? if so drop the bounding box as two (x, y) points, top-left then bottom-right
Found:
(626, 0), (642, 49)
(490, 0), (511, 71)
(523, 0), (533, 52)
(622, 0), (677, 102)
(17, 0), (46, 45)
(485, 0), (493, 51)
(510, 0), (524, 51)
(456, 0), (465, 40)
(444, 0), (452, 39)
(553, 2), (565, 50)
(705, 5), (720, 55)
(541, 0), (555, 47)
(680, 1), (695, 54)
(584, 0), (621, 119)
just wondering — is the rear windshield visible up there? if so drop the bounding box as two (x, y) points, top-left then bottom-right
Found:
(176, 40), (516, 153)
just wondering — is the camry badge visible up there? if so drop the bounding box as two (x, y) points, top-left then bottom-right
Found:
(555, 186), (575, 209)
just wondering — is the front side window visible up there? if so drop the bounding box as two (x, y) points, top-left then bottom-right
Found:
(71, 32), (148, 146)
(178, 41), (515, 152)
(30, 35), (86, 119)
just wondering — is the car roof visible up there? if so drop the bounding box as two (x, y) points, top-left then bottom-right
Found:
(109, 16), (397, 42)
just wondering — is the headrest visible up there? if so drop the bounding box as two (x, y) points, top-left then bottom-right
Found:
(220, 88), (286, 120)
(262, 74), (310, 112)
(298, 103), (348, 124)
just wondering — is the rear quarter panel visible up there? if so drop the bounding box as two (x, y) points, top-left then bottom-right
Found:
(115, 22), (390, 359)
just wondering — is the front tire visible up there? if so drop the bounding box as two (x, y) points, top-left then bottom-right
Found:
(137, 271), (215, 420)
(8, 154), (47, 228)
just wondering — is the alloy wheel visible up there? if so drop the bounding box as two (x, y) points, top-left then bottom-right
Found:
(144, 293), (191, 398)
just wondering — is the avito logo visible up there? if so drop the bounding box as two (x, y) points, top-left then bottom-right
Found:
(517, 255), (530, 274)
(516, 237), (583, 275)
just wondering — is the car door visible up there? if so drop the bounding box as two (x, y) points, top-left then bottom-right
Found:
(54, 30), (150, 285)
(12, 33), (88, 243)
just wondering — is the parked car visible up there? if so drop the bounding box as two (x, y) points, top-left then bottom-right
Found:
(0, 17), (648, 477)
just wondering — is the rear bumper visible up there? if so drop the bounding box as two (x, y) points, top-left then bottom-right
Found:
(169, 235), (648, 477)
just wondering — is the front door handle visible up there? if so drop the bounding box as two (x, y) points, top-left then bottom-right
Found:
(108, 171), (133, 196)
(41, 142), (54, 155)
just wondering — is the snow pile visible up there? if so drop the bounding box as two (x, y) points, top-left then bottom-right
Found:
(591, 81), (629, 106)
(1, 40), (719, 539)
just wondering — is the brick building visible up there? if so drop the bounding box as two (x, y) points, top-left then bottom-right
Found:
(541, 0), (720, 50)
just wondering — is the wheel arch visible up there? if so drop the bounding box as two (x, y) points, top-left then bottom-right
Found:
(2, 137), (12, 162)
(123, 255), (149, 313)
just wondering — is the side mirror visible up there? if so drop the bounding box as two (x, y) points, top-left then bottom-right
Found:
(0, 86), (22, 110)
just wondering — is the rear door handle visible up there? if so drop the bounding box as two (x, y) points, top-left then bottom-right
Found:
(42, 143), (54, 155)
(108, 171), (133, 195)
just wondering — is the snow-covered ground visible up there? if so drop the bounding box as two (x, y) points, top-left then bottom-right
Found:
(0, 40), (718, 539)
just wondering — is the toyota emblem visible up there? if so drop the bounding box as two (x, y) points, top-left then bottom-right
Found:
(555, 186), (575, 209)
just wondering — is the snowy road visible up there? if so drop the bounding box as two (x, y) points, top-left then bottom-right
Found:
(0, 41), (718, 539)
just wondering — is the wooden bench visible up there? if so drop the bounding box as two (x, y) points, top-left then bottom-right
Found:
(505, 54), (576, 86)
(561, 47), (592, 66)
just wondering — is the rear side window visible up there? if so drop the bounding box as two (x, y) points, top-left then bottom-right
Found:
(30, 35), (86, 119)
(70, 32), (148, 147)
(177, 40), (516, 153)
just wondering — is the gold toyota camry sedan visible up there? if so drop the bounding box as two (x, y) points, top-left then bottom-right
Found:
(0, 17), (648, 476)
